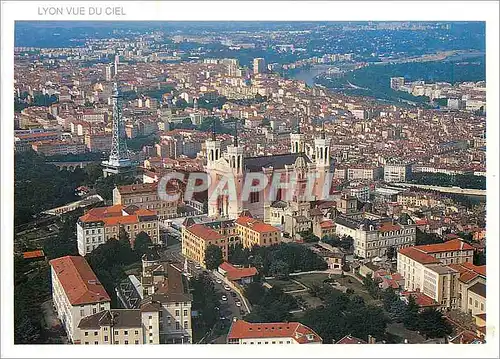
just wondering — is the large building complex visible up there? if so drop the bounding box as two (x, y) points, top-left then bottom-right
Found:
(77, 204), (159, 256)
(397, 239), (479, 311)
(205, 125), (332, 220)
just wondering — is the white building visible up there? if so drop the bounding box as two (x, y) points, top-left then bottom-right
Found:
(76, 205), (159, 256)
(384, 163), (412, 183)
(49, 256), (111, 344)
(335, 213), (417, 260)
(253, 58), (266, 74)
(227, 319), (322, 344)
(349, 184), (370, 202)
(76, 304), (162, 345)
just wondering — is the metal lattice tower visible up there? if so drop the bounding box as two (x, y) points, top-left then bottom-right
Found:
(108, 82), (131, 167)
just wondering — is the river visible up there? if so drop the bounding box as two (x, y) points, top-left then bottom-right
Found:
(288, 65), (340, 86)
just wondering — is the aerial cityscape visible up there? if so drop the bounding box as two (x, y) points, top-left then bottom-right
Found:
(13, 21), (487, 346)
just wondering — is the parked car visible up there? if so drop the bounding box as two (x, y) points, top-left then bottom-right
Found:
(230, 292), (237, 297)
(235, 301), (242, 307)
(224, 285), (231, 291)
(195, 264), (201, 270)
(239, 309), (245, 315)
(221, 295), (228, 301)
(216, 278), (222, 284)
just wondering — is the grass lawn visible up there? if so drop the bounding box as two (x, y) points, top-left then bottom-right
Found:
(292, 292), (324, 309)
(293, 273), (331, 289)
(266, 279), (304, 292)
(334, 275), (381, 305)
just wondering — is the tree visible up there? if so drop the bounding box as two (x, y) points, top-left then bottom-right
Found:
(119, 226), (131, 249)
(363, 273), (381, 299)
(190, 276), (219, 341)
(403, 295), (420, 330)
(301, 287), (389, 344)
(244, 282), (266, 306)
(269, 260), (290, 279)
(134, 231), (153, 257)
(474, 251), (486, 266)
(204, 245), (223, 270)
(300, 230), (320, 243)
(382, 287), (399, 312)
(388, 299), (407, 323)
(416, 308), (453, 338)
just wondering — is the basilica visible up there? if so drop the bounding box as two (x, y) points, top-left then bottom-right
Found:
(205, 122), (334, 235)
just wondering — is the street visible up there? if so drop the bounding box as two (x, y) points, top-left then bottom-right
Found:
(160, 240), (247, 324)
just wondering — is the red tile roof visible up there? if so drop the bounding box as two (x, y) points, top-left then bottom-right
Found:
(401, 291), (439, 308)
(22, 250), (45, 259)
(235, 216), (279, 233)
(219, 262), (258, 281)
(447, 262), (486, 283)
(78, 205), (157, 226)
(378, 222), (402, 233)
(416, 239), (473, 253)
(187, 224), (224, 241)
(227, 319), (322, 343)
(398, 247), (441, 265)
(49, 256), (111, 306)
(320, 220), (335, 229)
(117, 183), (158, 195)
(461, 262), (486, 276)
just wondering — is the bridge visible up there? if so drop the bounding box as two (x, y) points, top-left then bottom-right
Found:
(47, 161), (98, 171)
(392, 183), (486, 197)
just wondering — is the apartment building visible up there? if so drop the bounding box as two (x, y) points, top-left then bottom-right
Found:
(76, 304), (161, 345)
(49, 256), (111, 344)
(349, 184), (370, 202)
(182, 217), (239, 267)
(113, 183), (178, 220)
(31, 140), (87, 156)
(342, 166), (383, 181)
(413, 239), (474, 265)
(235, 216), (281, 249)
(397, 192), (442, 208)
(84, 132), (112, 152)
(227, 319), (322, 344)
(335, 213), (417, 259)
(384, 163), (412, 183)
(448, 262), (486, 316)
(140, 259), (193, 344)
(77, 204), (159, 256)
(397, 240), (476, 311)
(14, 131), (59, 151)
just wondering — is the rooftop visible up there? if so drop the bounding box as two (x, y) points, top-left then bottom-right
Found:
(49, 256), (111, 306)
(235, 216), (279, 233)
(398, 247), (441, 265)
(186, 223), (224, 241)
(416, 238), (473, 253)
(227, 319), (322, 344)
